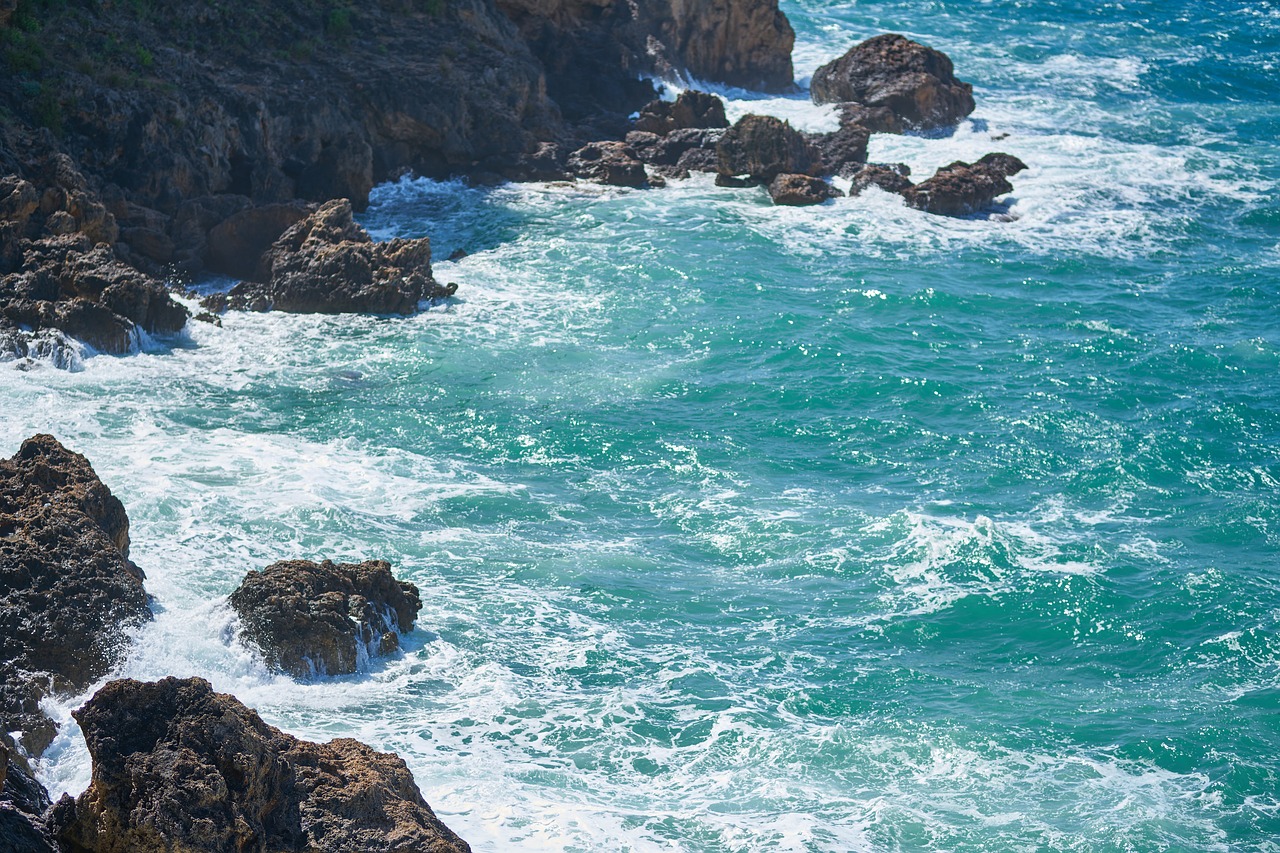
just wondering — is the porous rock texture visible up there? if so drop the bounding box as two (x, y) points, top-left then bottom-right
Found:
(716, 115), (822, 183)
(810, 33), (976, 130)
(51, 676), (471, 853)
(902, 152), (1027, 216)
(767, 173), (842, 206)
(206, 199), (453, 314)
(230, 559), (422, 678)
(0, 434), (150, 758)
(1, 732), (56, 853)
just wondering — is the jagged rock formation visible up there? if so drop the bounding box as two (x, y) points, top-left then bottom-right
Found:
(1, 733), (56, 853)
(567, 141), (650, 188)
(767, 173), (842, 206)
(633, 91), (729, 135)
(903, 153), (1026, 215)
(0, 435), (150, 758)
(204, 199), (452, 314)
(51, 677), (471, 853)
(848, 163), (915, 196)
(805, 122), (871, 178)
(810, 34), (976, 130)
(716, 115), (821, 183)
(230, 559), (422, 678)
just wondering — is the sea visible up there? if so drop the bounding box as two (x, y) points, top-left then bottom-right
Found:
(4, 0), (1278, 849)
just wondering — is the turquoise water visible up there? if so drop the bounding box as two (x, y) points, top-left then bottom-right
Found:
(5, 1), (1280, 849)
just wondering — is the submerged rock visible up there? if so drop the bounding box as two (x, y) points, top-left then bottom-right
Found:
(230, 559), (422, 678)
(716, 115), (821, 183)
(767, 174), (843, 206)
(848, 163), (915, 197)
(567, 141), (650, 188)
(902, 152), (1027, 216)
(205, 199), (453, 315)
(0, 434), (150, 757)
(810, 33), (975, 130)
(51, 677), (471, 853)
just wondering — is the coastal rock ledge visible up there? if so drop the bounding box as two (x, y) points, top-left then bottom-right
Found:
(230, 559), (423, 678)
(51, 676), (471, 853)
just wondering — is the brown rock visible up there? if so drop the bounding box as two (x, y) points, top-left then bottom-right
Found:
(902, 152), (1027, 216)
(567, 141), (649, 187)
(848, 163), (914, 196)
(51, 677), (471, 853)
(810, 34), (976, 130)
(767, 173), (842, 206)
(716, 114), (821, 182)
(633, 91), (729, 135)
(204, 202), (315, 280)
(806, 122), (870, 177)
(229, 559), (422, 678)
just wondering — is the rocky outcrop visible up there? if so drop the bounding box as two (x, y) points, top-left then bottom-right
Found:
(567, 141), (649, 188)
(1, 733), (56, 853)
(0, 155), (189, 357)
(716, 115), (821, 183)
(848, 163), (914, 196)
(51, 676), (471, 853)
(0, 434), (150, 757)
(902, 152), (1026, 216)
(204, 201), (316, 280)
(627, 128), (724, 174)
(810, 34), (975, 130)
(205, 199), (453, 315)
(805, 122), (871, 178)
(767, 174), (842, 206)
(633, 91), (729, 135)
(230, 559), (422, 678)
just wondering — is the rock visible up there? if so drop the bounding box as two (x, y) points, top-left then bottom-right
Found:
(567, 141), (649, 187)
(810, 33), (976, 130)
(447, 249), (469, 262)
(0, 435), (150, 758)
(627, 127), (723, 168)
(806, 122), (870, 177)
(633, 91), (729, 135)
(229, 559), (422, 678)
(716, 114), (821, 182)
(209, 199), (452, 315)
(902, 152), (1027, 216)
(767, 173), (842, 206)
(500, 142), (570, 182)
(205, 201), (316, 280)
(1, 732), (57, 853)
(51, 676), (471, 853)
(848, 163), (914, 196)
(837, 103), (905, 135)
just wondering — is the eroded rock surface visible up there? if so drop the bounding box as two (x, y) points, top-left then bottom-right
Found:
(0, 434), (150, 757)
(716, 115), (821, 183)
(633, 91), (729, 135)
(230, 559), (422, 678)
(767, 173), (842, 206)
(1, 733), (56, 853)
(902, 152), (1026, 216)
(206, 199), (452, 314)
(568, 141), (650, 188)
(848, 163), (914, 197)
(51, 677), (471, 853)
(810, 33), (975, 130)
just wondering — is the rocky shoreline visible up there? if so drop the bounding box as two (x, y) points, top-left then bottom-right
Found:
(2, 0), (1024, 368)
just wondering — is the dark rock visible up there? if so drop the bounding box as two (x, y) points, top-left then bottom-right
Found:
(51, 676), (471, 853)
(205, 202), (316, 280)
(210, 199), (452, 315)
(633, 91), (729, 135)
(767, 173), (842, 206)
(810, 33), (975, 130)
(716, 115), (821, 182)
(1, 732), (57, 853)
(0, 435), (150, 758)
(902, 152), (1027, 216)
(501, 142), (570, 182)
(806, 122), (870, 177)
(567, 141), (649, 188)
(447, 249), (469, 262)
(628, 128), (723, 168)
(848, 163), (914, 196)
(229, 559), (422, 678)
(837, 103), (905, 135)
(676, 145), (721, 174)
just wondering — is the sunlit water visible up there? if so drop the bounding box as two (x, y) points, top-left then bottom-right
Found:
(5, 1), (1279, 849)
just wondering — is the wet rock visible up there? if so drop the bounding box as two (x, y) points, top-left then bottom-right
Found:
(767, 173), (842, 206)
(716, 115), (821, 183)
(209, 199), (452, 315)
(501, 142), (570, 182)
(848, 163), (914, 196)
(902, 152), (1027, 216)
(1, 732), (56, 853)
(0, 435), (150, 758)
(229, 559), (422, 678)
(810, 33), (976, 130)
(51, 676), (471, 853)
(567, 141), (649, 188)
(837, 103), (905, 135)
(205, 201), (316, 280)
(633, 91), (729, 135)
(806, 122), (871, 178)
(627, 128), (724, 168)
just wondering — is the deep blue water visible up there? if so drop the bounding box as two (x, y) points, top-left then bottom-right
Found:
(3, 1), (1278, 849)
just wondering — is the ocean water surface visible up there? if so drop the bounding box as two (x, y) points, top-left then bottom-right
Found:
(5, 0), (1279, 849)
